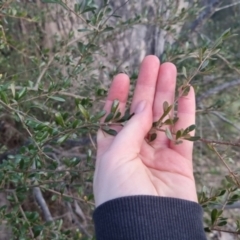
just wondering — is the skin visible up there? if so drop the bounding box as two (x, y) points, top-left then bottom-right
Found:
(94, 55), (198, 207)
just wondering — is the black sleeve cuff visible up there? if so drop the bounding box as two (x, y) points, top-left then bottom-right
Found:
(93, 196), (207, 240)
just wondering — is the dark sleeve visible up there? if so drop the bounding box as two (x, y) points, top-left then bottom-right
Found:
(93, 196), (207, 240)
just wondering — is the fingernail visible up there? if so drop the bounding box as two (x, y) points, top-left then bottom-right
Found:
(135, 100), (146, 113)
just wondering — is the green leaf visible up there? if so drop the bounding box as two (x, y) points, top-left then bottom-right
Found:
(104, 112), (114, 122)
(111, 99), (119, 114)
(10, 83), (15, 98)
(93, 110), (106, 121)
(78, 28), (91, 32)
(200, 60), (209, 71)
(57, 134), (69, 144)
(217, 221), (227, 226)
(78, 104), (89, 120)
(114, 111), (121, 120)
(70, 158), (81, 167)
(211, 209), (218, 224)
(71, 119), (79, 129)
(158, 104), (172, 122)
(182, 66), (187, 78)
(217, 189), (226, 197)
(184, 136), (200, 141)
(181, 85), (190, 96)
(165, 128), (173, 140)
(33, 225), (44, 237)
(49, 96), (65, 102)
(103, 26), (114, 32)
(176, 130), (182, 140)
(149, 132), (157, 142)
(0, 91), (9, 104)
(55, 112), (65, 127)
(183, 124), (196, 135)
(117, 111), (134, 122)
(164, 119), (173, 125)
(163, 101), (169, 112)
(17, 87), (27, 100)
(102, 128), (117, 136)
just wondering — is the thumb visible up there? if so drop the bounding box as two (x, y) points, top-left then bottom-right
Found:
(110, 100), (152, 153)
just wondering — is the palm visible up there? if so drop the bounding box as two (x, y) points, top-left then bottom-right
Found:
(94, 56), (197, 207)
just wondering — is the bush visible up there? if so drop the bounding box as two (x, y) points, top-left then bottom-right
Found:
(0, 0), (240, 239)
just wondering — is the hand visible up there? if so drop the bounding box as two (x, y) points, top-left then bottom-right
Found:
(94, 55), (198, 207)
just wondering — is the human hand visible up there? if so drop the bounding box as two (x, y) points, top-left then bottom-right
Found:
(94, 55), (198, 207)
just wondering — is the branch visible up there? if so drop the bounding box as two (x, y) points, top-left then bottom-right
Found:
(200, 138), (240, 147)
(215, 1), (240, 12)
(190, 0), (221, 32)
(33, 187), (53, 222)
(211, 111), (240, 132)
(196, 79), (240, 105)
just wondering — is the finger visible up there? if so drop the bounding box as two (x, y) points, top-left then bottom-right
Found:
(97, 74), (130, 154)
(110, 100), (152, 154)
(170, 86), (196, 160)
(103, 73), (130, 116)
(130, 55), (160, 113)
(152, 63), (177, 147)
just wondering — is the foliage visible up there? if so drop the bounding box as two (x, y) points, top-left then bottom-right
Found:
(0, 0), (240, 239)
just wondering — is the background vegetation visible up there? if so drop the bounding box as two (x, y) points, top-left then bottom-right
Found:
(0, 0), (240, 239)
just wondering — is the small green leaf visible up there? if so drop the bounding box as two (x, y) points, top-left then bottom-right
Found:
(184, 136), (201, 141)
(217, 189), (226, 197)
(0, 91), (9, 104)
(10, 83), (15, 98)
(17, 87), (27, 100)
(117, 111), (134, 122)
(159, 104), (173, 122)
(57, 134), (69, 144)
(55, 112), (65, 127)
(163, 101), (169, 112)
(149, 133), (157, 142)
(217, 221), (227, 226)
(180, 85), (190, 96)
(93, 110), (106, 120)
(111, 99), (119, 114)
(103, 26), (114, 32)
(164, 119), (173, 125)
(70, 158), (81, 167)
(114, 111), (121, 120)
(211, 209), (218, 224)
(182, 66), (187, 78)
(33, 225), (44, 238)
(102, 128), (117, 136)
(183, 124), (196, 135)
(78, 104), (89, 120)
(104, 112), (114, 122)
(176, 130), (182, 140)
(165, 128), (173, 140)
(200, 60), (209, 71)
(78, 28), (91, 32)
(72, 119), (79, 129)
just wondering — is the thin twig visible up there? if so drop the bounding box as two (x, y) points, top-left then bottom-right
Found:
(211, 111), (240, 132)
(215, 1), (240, 12)
(200, 138), (240, 147)
(211, 145), (240, 187)
(41, 187), (95, 206)
(13, 192), (34, 238)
